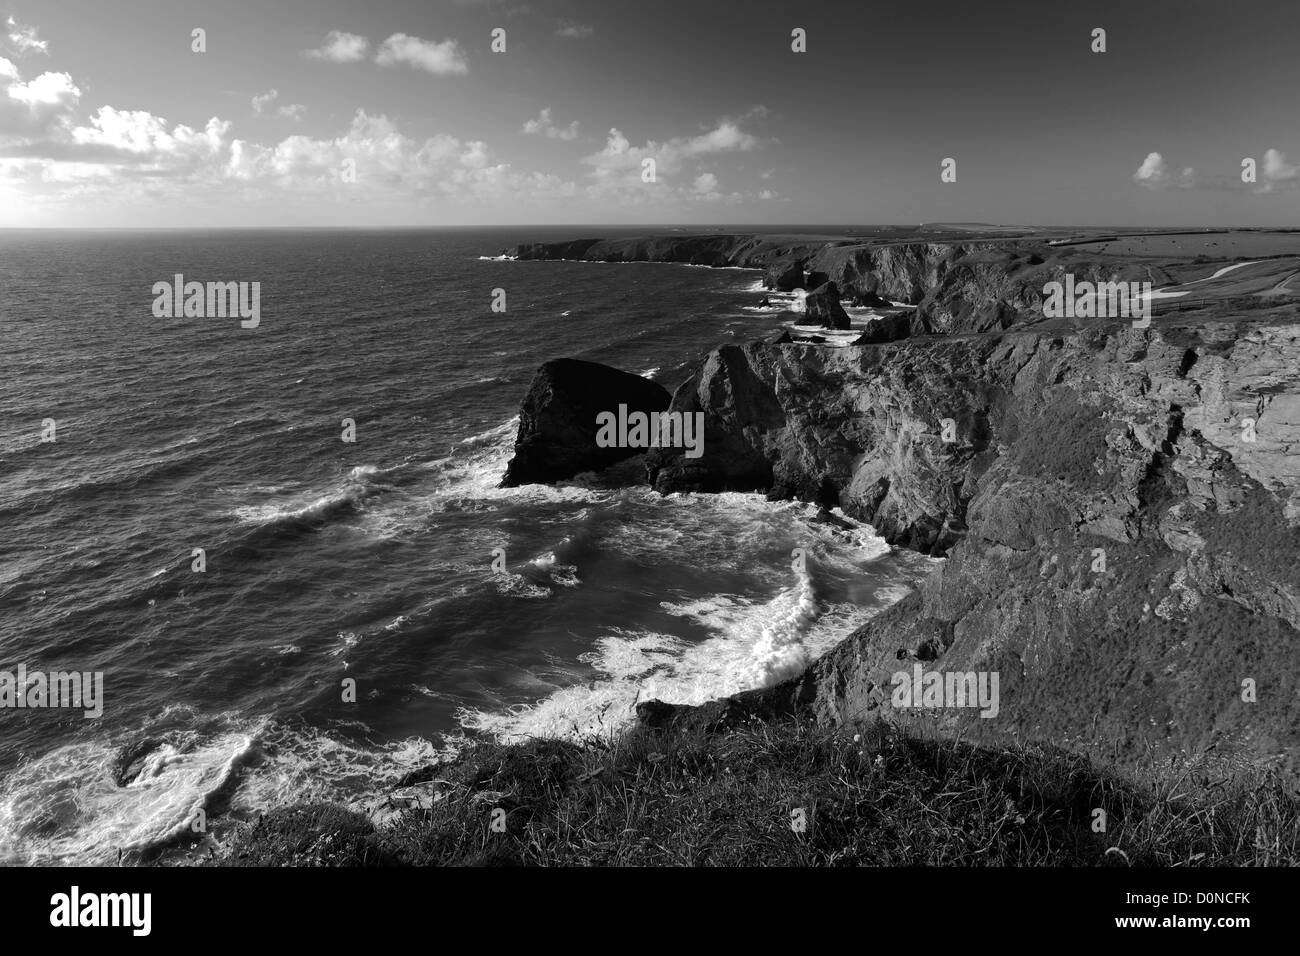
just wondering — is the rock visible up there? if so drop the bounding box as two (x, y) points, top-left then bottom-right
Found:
(805, 270), (831, 291)
(852, 311), (911, 344)
(803, 281), (851, 330)
(757, 296), (772, 308)
(851, 290), (893, 307)
(501, 359), (671, 486)
(767, 260), (805, 292)
(766, 329), (794, 344)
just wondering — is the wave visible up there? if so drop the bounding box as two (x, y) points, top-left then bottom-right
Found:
(231, 464), (391, 535)
(458, 495), (929, 743)
(0, 709), (457, 865)
(421, 417), (611, 511)
(0, 716), (261, 865)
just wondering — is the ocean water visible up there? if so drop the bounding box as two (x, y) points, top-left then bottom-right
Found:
(0, 227), (934, 864)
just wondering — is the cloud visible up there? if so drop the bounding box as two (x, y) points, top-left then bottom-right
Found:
(556, 20), (594, 39)
(521, 107), (579, 140)
(1263, 148), (1298, 182)
(1132, 152), (1195, 190)
(1, 91), (577, 221)
(305, 31), (370, 63)
(5, 17), (47, 55)
(693, 172), (717, 193)
(583, 112), (765, 180)
(0, 56), (80, 139)
(251, 89), (305, 120)
(251, 90), (277, 115)
(375, 34), (468, 75)
(7, 69), (79, 109)
(579, 111), (770, 205)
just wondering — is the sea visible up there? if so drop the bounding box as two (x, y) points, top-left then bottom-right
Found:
(0, 227), (936, 864)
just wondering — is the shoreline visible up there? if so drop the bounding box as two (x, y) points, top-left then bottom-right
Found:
(185, 229), (1300, 864)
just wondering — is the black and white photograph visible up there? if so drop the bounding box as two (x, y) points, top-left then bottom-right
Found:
(0, 0), (1294, 937)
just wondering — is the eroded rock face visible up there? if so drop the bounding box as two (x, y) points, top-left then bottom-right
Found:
(506, 234), (1209, 338)
(853, 311), (911, 344)
(802, 281), (851, 330)
(501, 359), (671, 486)
(648, 318), (1300, 773)
(767, 261), (805, 292)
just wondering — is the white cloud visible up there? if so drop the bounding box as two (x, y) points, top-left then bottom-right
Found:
(1132, 152), (1195, 190)
(556, 21), (594, 39)
(1263, 148), (1297, 182)
(7, 70), (78, 109)
(521, 107), (579, 140)
(0, 57), (80, 139)
(583, 113), (764, 180)
(251, 89), (305, 120)
(70, 107), (230, 161)
(1, 92), (578, 220)
(305, 31), (370, 63)
(578, 112), (770, 206)
(6, 17), (47, 55)
(375, 33), (468, 75)
(251, 89), (277, 115)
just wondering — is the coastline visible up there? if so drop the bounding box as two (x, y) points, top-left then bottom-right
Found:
(184, 228), (1300, 865)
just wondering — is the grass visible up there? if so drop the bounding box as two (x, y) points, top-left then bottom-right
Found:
(209, 719), (1300, 867)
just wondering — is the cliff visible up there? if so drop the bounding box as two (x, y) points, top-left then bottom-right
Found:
(505, 232), (1189, 335)
(644, 311), (1300, 773)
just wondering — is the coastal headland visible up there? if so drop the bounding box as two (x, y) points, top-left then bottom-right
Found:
(209, 227), (1300, 866)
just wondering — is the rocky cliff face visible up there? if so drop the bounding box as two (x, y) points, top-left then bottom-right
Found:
(647, 314), (1300, 772)
(507, 233), (1185, 336)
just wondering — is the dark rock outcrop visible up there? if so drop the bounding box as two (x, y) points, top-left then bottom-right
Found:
(501, 359), (671, 486)
(767, 261), (805, 292)
(851, 290), (893, 307)
(853, 311), (912, 344)
(802, 281), (851, 330)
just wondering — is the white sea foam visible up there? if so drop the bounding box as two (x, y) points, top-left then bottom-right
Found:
(0, 722), (260, 865)
(459, 494), (927, 743)
(422, 417), (611, 510)
(493, 571), (553, 600)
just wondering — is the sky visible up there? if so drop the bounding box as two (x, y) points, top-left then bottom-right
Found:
(0, 0), (1296, 228)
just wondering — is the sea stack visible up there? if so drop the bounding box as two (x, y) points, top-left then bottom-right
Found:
(803, 281), (852, 330)
(501, 359), (671, 486)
